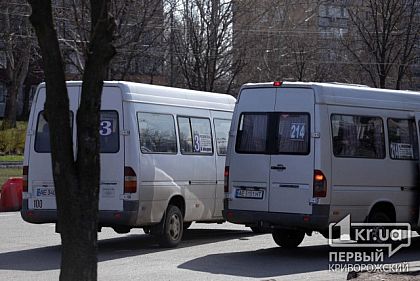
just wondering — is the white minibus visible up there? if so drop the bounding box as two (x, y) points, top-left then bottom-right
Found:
(21, 81), (235, 247)
(223, 81), (419, 248)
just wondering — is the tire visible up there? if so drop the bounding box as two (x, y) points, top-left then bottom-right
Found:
(143, 227), (151, 235)
(272, 229), (305, 249)
(158, 205), (184, 248)
(368, 211), (391, 223)
(183, 222), (192, 230)
(250, 226), (266, 234)
(366, 211), (392, 244)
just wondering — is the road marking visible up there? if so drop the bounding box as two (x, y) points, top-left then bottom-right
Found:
(0, 213), (17, 217)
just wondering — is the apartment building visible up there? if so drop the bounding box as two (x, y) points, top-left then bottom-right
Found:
(233, 0), (420, 90)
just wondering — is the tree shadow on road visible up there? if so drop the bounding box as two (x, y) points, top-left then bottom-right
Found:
(178, 236), (420, 278)
(0, 227), (255, 272)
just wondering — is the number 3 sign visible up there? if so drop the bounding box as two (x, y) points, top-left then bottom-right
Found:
(100, 120), (113, 136)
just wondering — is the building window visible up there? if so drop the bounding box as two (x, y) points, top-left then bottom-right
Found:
(0, 84), (5, 103)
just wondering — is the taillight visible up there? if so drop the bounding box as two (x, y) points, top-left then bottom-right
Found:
(313, 170), (327, 197)
(224, 166), (229, 193)
(124, 167), (137, 193)
(23, 165), (28, 192)
(273, 81), (283, 87)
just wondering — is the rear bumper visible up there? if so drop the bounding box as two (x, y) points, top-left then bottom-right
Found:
(223, 200), (330, 232)
(20, 199), (139, 227)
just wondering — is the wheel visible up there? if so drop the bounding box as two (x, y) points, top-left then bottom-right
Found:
(250, 226), (266, 234)
(366, 211), (392, 244)
(183, 222), (192, 230)
(272, 229), (305, 248)
(158, 205), (184, 248)
(113, 226), (131, 234)
(143, 226), (151, 234)
(368, 211), (391, 223)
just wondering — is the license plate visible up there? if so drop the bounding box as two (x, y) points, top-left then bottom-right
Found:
(235, 188), (264, 199)
(35, 187), (55, 197)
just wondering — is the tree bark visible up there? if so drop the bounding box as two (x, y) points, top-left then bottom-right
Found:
(27, 0), (115, 280)
(0, 3), (31, 130)
(1, 83), (18, 129)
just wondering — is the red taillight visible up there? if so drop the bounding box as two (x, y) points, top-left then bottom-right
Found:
(273, 81), (282, 87)
(313, 170), (327, 198)
(124, 167), (137, 193)
(23, 165), (28, 192)
(224, 166), (230, 193)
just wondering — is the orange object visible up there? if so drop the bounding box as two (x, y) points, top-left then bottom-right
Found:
(0, 177), (23, 212)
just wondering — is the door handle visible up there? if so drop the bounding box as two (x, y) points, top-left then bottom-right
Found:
(271, 164), (286, 171)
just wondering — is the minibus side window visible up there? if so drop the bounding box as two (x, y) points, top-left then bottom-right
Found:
(331, 114), (385, 159)
(34, 111), (73, 153)
(178, 117), (193, 153)
(177, 116), (213, 155)
(138, 112), (177, 154)
(388, 118), (419, 160)
(214, 119), (230, 155)
(277, 113), (310, 155)
(235, 113), (268, 154)
(100, 111), (119, 153)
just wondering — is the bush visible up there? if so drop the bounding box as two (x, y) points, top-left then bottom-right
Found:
(0, 122), (27, 155)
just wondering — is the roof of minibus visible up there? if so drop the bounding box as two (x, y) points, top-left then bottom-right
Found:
(240, 81), (420, 111)
(39, 81), (236, 111)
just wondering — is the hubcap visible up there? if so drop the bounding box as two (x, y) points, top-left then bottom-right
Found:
(168, 213), (181, 240)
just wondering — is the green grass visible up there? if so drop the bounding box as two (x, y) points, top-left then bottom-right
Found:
(0, 168), (22, 190)
(0, 155), (23, 162)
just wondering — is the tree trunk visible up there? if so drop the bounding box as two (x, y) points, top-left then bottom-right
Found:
(27, 0), (115, 280)
(19, 85), (31, 121)
(1, 83), (18, 129)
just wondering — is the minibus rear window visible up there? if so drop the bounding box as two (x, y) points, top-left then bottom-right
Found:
(100, 111), (119, 153)
(277, 113), (310, 155)
(236, 113), (268, 154)
(34, 111), (73, 153)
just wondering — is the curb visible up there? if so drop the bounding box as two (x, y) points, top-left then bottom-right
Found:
(0, 162), (23, 169)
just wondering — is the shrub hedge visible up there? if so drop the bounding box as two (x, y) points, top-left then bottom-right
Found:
(0, 122), (27, 155)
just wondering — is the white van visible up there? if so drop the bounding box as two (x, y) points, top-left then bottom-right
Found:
(21, 81), (235, 247)
(223, 81), (419, 248)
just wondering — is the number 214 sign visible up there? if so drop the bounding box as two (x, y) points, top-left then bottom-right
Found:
(290, 123), (305, 140)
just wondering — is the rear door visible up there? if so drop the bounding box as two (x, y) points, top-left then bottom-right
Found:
(228, 87), (275, 212)
(415, 113), (420, 228)
(28, 85), (79, 210)
(211, 111), (232, 217)
(269, 87), (315, 214)
(99, 86), (124, 211)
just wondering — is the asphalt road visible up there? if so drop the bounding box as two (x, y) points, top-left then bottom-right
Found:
(1, 212), (420, 281)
